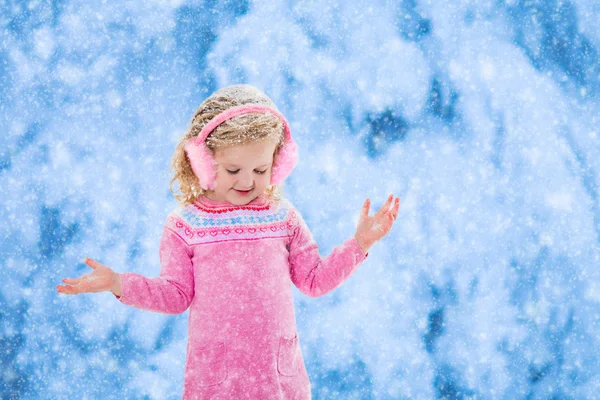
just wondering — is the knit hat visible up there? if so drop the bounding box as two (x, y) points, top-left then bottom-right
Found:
(184, 85), (298, 191)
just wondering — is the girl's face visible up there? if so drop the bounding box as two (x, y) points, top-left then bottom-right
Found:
(204, 139), (279, 206)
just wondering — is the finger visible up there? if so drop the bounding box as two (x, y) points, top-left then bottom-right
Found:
(374, 194), (394, 219)
(62, 277), (80, 285)
(62, 272), (93, 286)
(378, 215), (396, 236)
(383, 209), (399, 226)
(390, 198), (400, 220)
(57, 284), (80, 295)
(60, 279), (93, 294)
(376, 207), (396, 228)
(84, 258), (99, 270)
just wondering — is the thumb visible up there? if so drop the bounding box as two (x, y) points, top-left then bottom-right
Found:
(361, 198), (370, 218)
(84, 258), (98, 270)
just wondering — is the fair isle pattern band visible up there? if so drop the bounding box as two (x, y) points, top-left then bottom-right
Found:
(166, 200), (299, 245)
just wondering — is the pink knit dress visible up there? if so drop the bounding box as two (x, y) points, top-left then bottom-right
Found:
(114, 193), (369, 399)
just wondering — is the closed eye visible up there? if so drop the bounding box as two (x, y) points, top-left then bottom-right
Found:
(226, 169), (268, 175)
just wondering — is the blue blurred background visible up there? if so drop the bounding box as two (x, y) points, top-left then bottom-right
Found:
(2, 0), (600, 398)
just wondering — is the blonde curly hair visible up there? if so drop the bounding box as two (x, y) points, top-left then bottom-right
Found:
(169, 86), (287, 207)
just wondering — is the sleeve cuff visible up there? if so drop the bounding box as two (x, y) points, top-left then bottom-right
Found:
(350, 236), (369, 260)
(112, 272), (127, 303)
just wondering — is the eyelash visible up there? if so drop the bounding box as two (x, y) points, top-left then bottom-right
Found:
(226, 169), (268, 175)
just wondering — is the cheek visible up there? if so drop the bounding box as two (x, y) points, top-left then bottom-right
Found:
(259, 171), (270, 181)
(227, 175), (239, 187)
(260, 173), (272, 186)
(216, 172), (235, 188)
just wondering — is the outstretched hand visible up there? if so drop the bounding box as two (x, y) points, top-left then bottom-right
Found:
(56, 258), (122, 296)
(354, 194), (400, 254)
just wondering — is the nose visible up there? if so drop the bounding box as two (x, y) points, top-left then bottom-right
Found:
(237, 171), (254, 188)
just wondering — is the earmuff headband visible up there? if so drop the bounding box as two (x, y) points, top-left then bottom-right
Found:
(184, 105), (298, 191)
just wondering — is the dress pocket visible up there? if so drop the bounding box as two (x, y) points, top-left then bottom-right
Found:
(277, 333), (299, 377)
(188, 341), (228, 387)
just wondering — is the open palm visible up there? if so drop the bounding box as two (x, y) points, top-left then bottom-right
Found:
(56, 258), (118, 295)
(355, 194), (400, 254)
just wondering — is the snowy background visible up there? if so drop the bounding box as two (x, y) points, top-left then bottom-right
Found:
(2, 0), (600, 398)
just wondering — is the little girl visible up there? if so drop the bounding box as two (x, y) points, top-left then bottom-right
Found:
(56, 84), (400, 399)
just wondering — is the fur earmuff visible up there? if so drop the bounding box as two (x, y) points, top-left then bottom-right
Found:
(184, 105), (298, 191)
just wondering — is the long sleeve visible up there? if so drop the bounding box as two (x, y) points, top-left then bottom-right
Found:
(113, 225), (195, 314)
(287, 206), (368, 298)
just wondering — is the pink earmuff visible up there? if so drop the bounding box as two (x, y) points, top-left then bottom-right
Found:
(184, 105), (298, 191)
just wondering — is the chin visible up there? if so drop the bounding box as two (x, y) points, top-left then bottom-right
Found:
(229, 194), (257, 205)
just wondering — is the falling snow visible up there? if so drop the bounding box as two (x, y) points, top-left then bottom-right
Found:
(1, 0), (600, 399)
